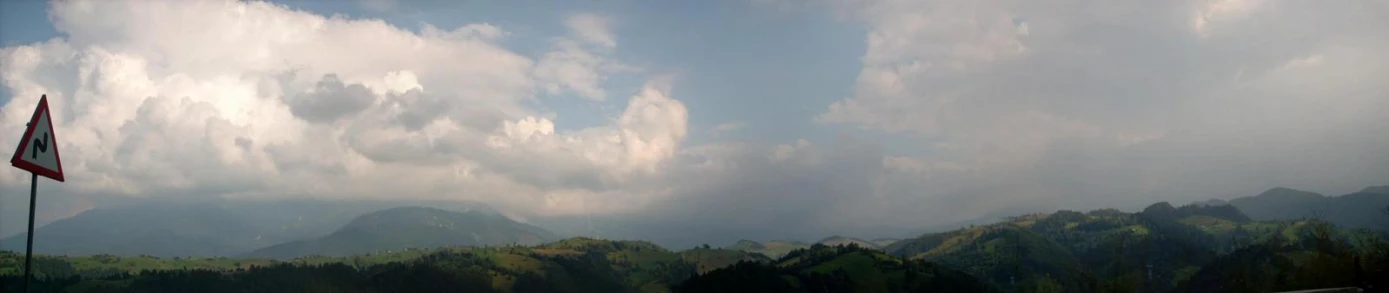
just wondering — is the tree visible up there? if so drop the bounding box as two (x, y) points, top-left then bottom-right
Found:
(1380, 205), (1389, 229)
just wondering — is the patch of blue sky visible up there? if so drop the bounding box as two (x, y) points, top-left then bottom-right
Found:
(0, 0), (59, 105)
(278, 1), (879, 149)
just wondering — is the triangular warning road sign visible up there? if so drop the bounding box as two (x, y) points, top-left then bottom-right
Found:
(11, 95), (65, 182)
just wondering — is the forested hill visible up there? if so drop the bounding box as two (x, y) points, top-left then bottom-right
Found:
(1140, 201), (1252, 223)
(674, 244), (995, 293)
(883, 203), (1389, 292)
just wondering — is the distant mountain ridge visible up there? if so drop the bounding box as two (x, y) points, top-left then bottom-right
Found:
(816, 235), (882, 249)
(3, 185), (1386, 292)
(724, 239), (811, 259)
(0, 199), (497, 258)
(1360, 185), (1389, 194)
(242, 206), (555, 259)
(6, 184), (1384, 260)
(1201, 186), (1389, 231)
(726, 239), (765, 251)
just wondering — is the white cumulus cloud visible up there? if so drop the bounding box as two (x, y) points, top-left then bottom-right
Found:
(0, 0), (688, 225)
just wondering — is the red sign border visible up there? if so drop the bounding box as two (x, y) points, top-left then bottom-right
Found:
(10, 95), (65, 182)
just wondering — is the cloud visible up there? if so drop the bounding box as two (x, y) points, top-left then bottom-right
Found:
(534, 13), (636, 101)
(814, 0), (1389, 211)
(533, 136), (889, 246)
(284, 74), (377, 123)
(564, 13), (616, 49)
(0, 0), (686, 238)
(1191, 0), (1262, 38)
(481, 80), (688, 198)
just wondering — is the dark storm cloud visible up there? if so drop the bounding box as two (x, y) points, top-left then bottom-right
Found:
(284, 74), (377, 124)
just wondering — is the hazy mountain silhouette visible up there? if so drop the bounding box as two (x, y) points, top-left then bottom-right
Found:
(1219, 186), (1389, 230)
(1140, 201), (1252, 223)
(242, 206), (554, 259)
(724, 239), (811, 259)
(0, 199), (495, 257)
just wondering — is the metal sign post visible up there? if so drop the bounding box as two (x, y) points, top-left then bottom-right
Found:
(23, 172), (37, 292)
(10, 95), (66, 293)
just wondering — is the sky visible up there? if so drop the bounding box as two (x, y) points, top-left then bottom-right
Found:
(0, 0), (1386, 244)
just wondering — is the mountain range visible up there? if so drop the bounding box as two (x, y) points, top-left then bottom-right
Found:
(8, 197), (1384, 292)
(2, 185), (1388, 292)
(2, 185), (1386, 262)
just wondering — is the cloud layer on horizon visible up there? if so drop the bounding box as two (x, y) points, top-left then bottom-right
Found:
(2, 0), (1387, 243)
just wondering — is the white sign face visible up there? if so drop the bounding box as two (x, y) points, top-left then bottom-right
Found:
(11, 95), (65, 182)
(18, 108), (59, 170)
